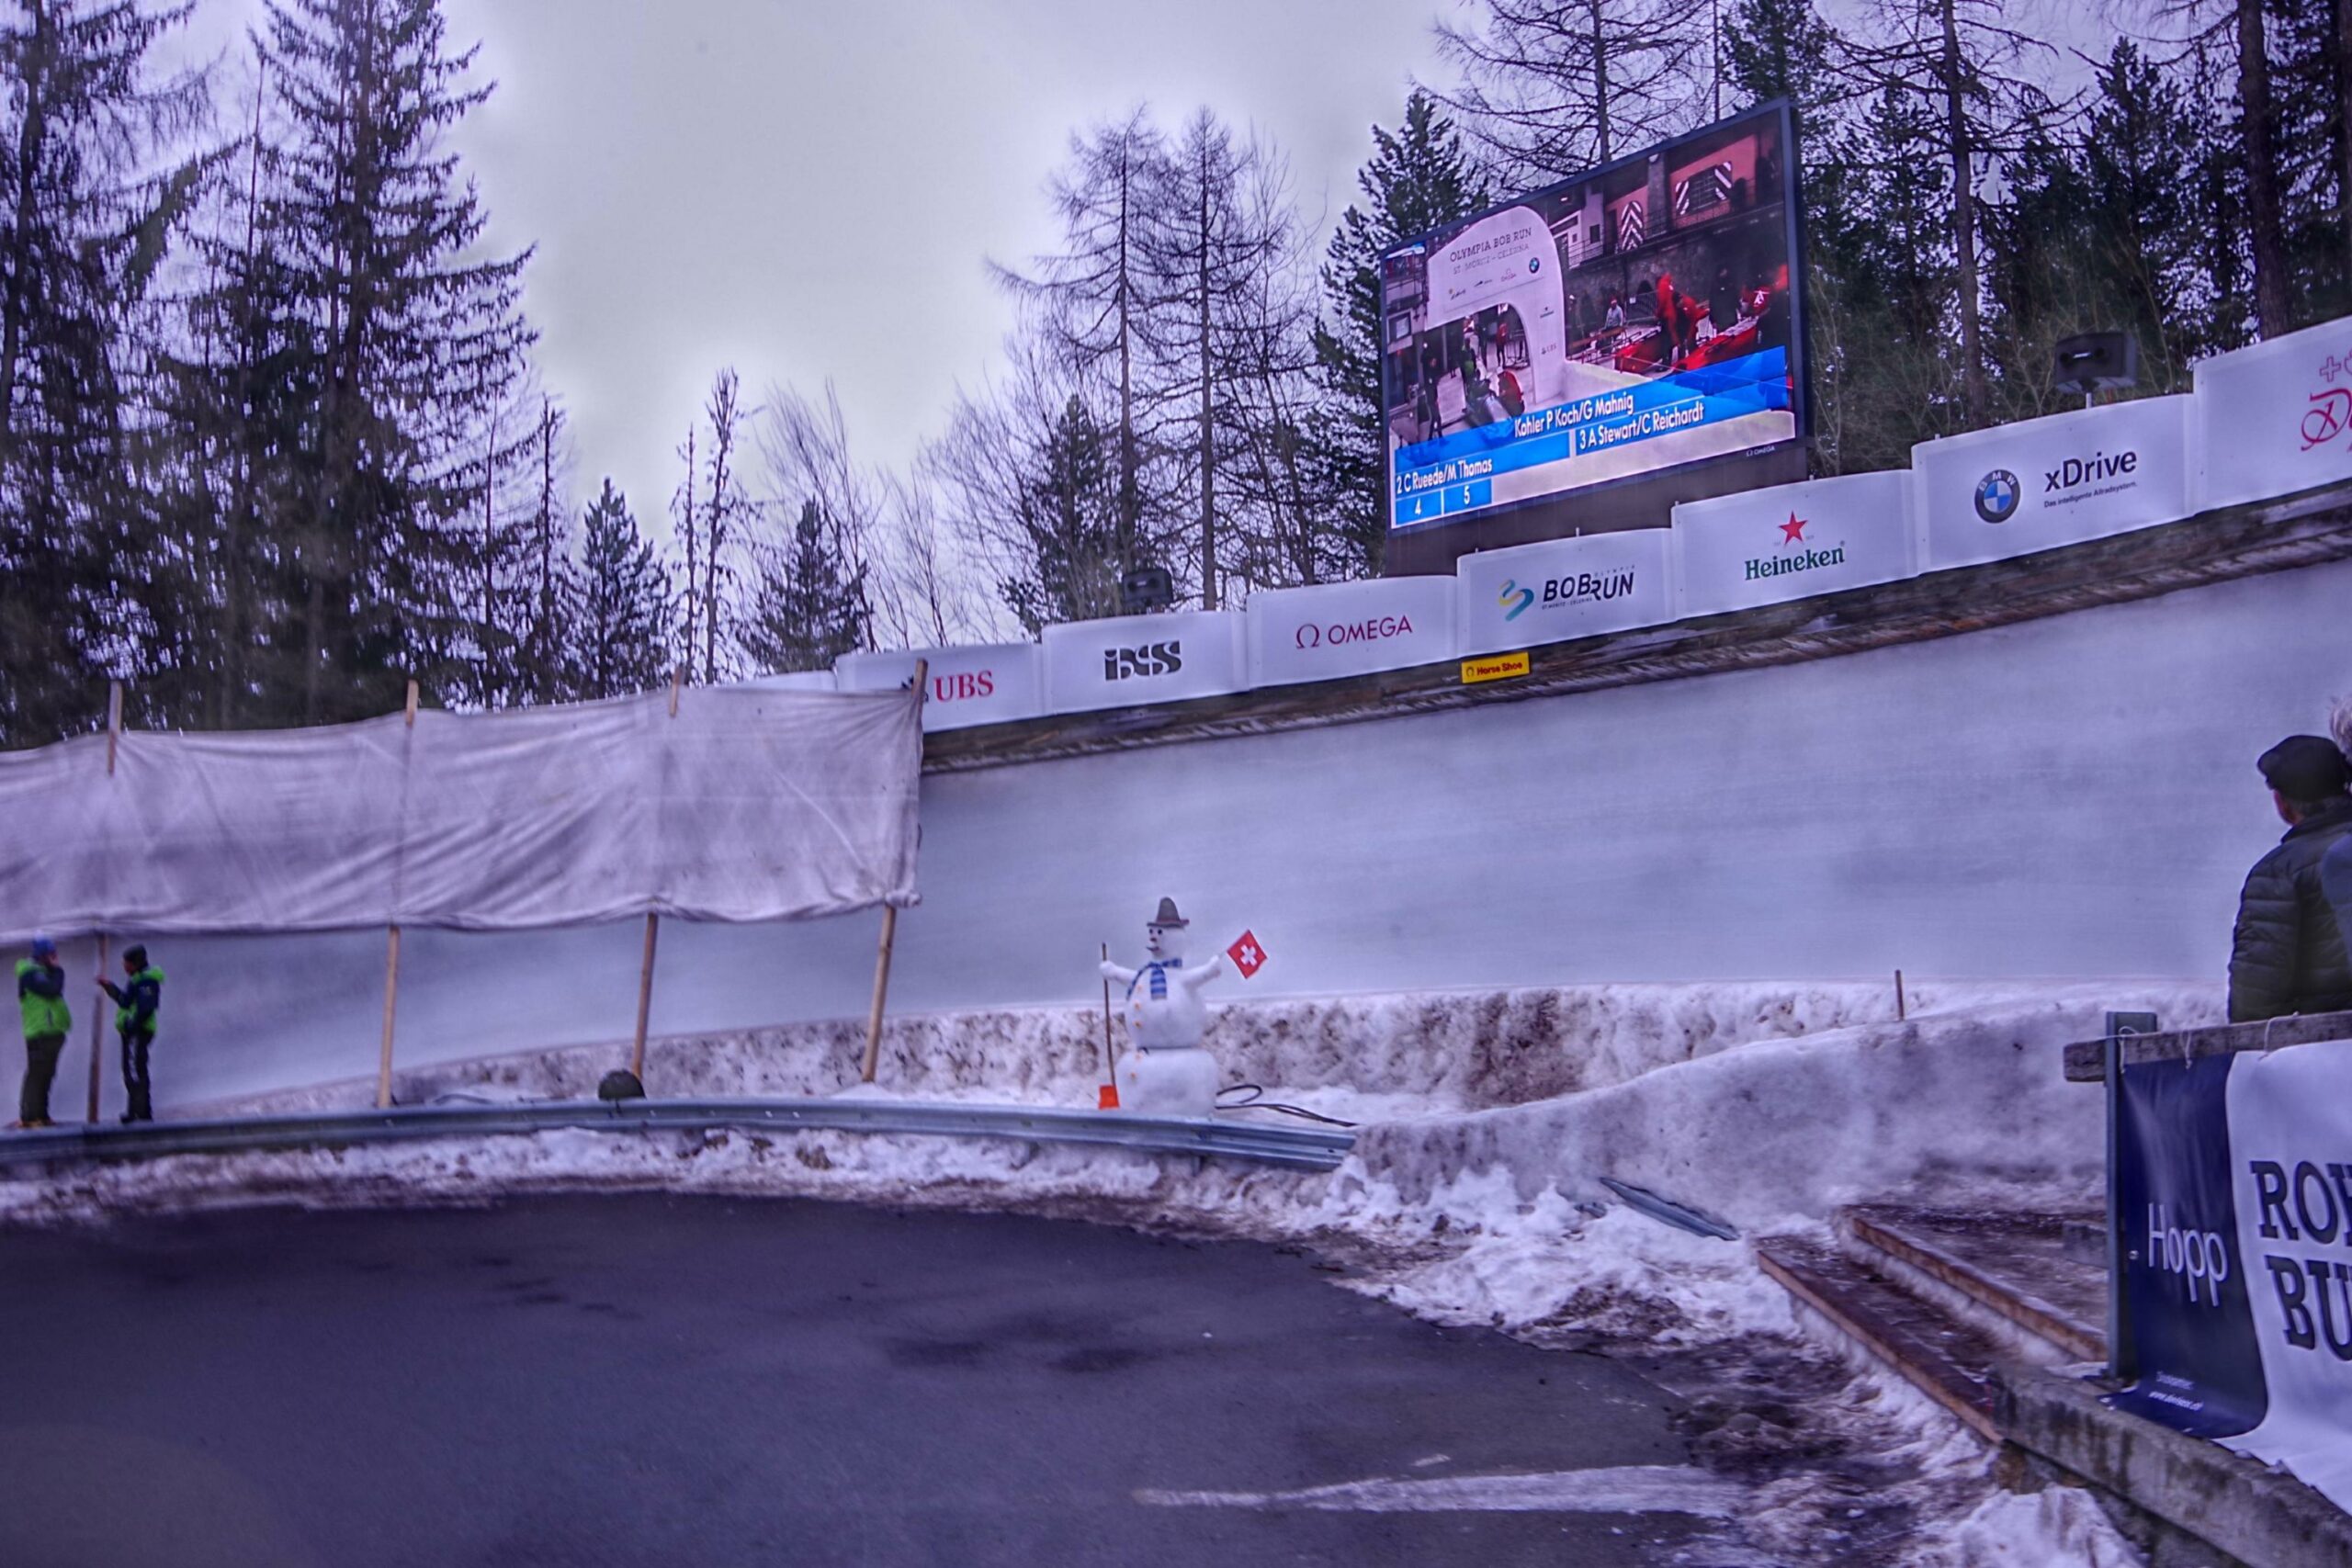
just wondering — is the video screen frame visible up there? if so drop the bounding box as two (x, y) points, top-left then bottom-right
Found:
(1379, 100), (1809, 536)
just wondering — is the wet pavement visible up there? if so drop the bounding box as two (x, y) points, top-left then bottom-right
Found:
(0, 1195), (1736, 1567)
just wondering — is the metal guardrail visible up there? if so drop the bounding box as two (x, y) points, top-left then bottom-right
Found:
(2062, 1010), (2352, 1081)
(0, 1098), (1356, 1174)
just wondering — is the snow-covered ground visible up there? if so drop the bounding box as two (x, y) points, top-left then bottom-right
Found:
(5, 976), (2222, 1563)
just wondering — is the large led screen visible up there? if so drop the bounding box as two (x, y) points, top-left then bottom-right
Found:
(1382, 103), (1803, 534)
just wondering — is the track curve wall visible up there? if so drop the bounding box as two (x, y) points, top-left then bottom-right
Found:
(73, 553), (2352, 1110)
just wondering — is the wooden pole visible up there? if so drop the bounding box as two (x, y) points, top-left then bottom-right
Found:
(1894, 969), (1906, 1021)
(85, 933), (107, 1124)
(1100, 942), (1116, 1075)
(631, 912), (660, 1081)
(86, 683), (123, 1122)
(628, 671), (687, 1086)
(376, 925), (401, 1109)
(860, 906), (899, 1085)
(857, 660), (926, 1085)
(376, 680), (419, 1111)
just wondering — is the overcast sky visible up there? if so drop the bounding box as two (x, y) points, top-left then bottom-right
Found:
(390, 0), (1449, 532)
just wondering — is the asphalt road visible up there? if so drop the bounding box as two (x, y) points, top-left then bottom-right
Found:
(0, 1196), (1729, 1567)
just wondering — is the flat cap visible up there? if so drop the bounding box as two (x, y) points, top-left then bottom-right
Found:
(2258, 734), (2351, 800)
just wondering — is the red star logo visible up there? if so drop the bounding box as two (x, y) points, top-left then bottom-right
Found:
(1780, 513), (1807, 544)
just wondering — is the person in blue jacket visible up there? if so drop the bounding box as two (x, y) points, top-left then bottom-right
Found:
(97, 945), (164, 1124)
(2326, 829), (2352, 981)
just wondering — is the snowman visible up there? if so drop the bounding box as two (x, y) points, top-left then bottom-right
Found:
(1099, 897), (1226, 1117)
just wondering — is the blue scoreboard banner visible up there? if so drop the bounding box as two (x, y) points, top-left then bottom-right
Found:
(1391, 348), (1792, 529)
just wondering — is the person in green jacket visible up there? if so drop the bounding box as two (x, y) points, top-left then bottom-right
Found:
(14, 934), (69, 1130)
(97, 945), (163, 1124)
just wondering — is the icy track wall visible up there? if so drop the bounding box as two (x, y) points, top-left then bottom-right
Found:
(78, 552), (2352, 1111)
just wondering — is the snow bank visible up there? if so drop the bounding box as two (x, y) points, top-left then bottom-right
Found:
(190, 977), (2219, 1130)
(1347, 984), (2215, 1231)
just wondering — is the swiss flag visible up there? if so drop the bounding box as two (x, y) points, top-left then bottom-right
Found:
(1227, 930), (1268, 978)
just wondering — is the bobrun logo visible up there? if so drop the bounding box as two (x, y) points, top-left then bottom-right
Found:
(1538, 567), (1636, 607)
(1103, 642), (1183, 681)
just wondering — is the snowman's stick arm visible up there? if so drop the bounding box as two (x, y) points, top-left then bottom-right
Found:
(1179, 953), (1228, 988)
(1100, 960), (1138, 985)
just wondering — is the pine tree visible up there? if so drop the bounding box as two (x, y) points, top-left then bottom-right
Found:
(571, 478), (669, 700)
(1846, 0), (2067, 430)
(0, 0), (208, 745)
(2267, 0), (2349, 328)
(1310, 91), (1487, 577)
(257, 0), (534, 724)
(741, 498), (869, 675)
(1815, 86), (1962, 472)
(2080, 41), (2208, 386)
(1723, 0), (1843, 141)
(995, 393), (1122, 636)
(149, 51), (314, 731)
(1980, 114), (2099, 419)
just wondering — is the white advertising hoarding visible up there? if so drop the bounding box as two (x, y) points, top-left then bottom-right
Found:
(739, 670), (838, 693)
(1672, 469), (1917, 619)
(1247, 577), (1456, 687)
(1453, 529), (1673, 657)
(835, 643), (1045, 731)
(1040, 611), (1248, 715)
(1912, 396), (2192, 573)
(2194, 315), (2352, 512)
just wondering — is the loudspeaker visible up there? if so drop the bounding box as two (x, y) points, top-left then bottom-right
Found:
(1120, 565), (1174, 615)
(2052, 332), (2138, 394)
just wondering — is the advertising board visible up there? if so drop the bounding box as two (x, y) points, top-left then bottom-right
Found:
(740, 670), (838, 693)
(1040, 611), (1248, 715)
(1672, 469), (1916, 619)
(1911, 396), (2191, 573)
(1382, 102), (1803, 538)
(1453, 529), (1672, 657)
(2109, 1042), (2352, 1514)
(1246, 577), (1456, 687)
(834, 643), (1045, 731)
(2194, 315), (2352, 512)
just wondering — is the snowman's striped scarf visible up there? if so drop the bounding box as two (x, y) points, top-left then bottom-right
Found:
(1125, 958), (1182, 1001)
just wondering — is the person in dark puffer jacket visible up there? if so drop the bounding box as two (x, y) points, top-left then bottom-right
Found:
(2229, 735), (2352, 1021)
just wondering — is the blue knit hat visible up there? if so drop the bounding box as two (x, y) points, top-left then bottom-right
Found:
(28, 934), (56, 959)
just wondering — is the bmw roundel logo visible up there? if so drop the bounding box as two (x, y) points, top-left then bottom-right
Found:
(1974, 468), (2020, 524)
(1527, 255), (1541, 274)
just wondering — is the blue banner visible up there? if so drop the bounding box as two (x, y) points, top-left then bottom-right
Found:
(1390, 347), (1792, 530)
(2107, 1053), (2270, 1438)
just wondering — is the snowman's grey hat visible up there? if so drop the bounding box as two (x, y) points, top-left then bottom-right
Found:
(1148, 897), (1188, 929)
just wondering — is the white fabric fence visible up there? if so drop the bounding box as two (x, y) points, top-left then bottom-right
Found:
(0, 686), (922, 943)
